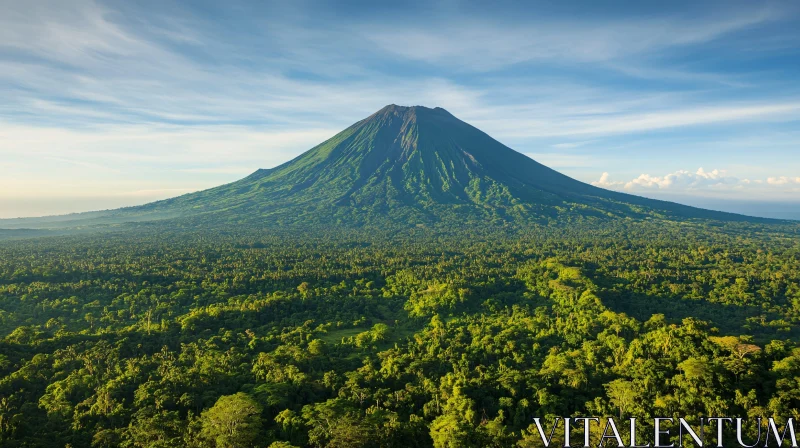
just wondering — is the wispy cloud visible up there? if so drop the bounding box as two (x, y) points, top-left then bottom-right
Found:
(363, 8), (779, 71)
(0, 122), (342, 167)
(176, 167), (254, 175)
(0, 0), (799, 216)
(551, 141), (595, 149)
(524, 152), (596, 168)
(120, 188), (199, 197)
(465, 101), (800, 139)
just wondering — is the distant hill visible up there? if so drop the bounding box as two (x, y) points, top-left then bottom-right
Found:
(1, 105), (776, 231)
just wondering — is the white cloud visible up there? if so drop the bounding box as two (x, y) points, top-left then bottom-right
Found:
(625, 168), (739, 190)
(593, 172), (625, 188)
(593, 168), (800, 197)
(767, 176), (800, 185)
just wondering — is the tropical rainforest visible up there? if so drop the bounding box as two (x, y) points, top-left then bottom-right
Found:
(2, 106), (800, 447)
(1, 220), (799, 447)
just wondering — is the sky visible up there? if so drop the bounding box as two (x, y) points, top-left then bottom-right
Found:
(1, 0), (799, 219)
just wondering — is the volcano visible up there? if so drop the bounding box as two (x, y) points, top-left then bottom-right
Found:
(2, 105), (765, 231)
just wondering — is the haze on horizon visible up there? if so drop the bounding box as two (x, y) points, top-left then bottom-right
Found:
(1, 0), (799, 220)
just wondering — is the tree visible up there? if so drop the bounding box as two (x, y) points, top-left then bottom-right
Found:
(302, 399), (374, 448)
(710, 336), (762, 360)
(430, 414), (475, 448)
(200, 393), (263, 448)
(308, 339), (325, 356)
(297, 282), (310, 298)
(605, 379), (639, 418)
(126, 409), (184, 448)
(372, 323), (390, 342)
(274, 409), (306, 446)
(429, 386), (479, 448)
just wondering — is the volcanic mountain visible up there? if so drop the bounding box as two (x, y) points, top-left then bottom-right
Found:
(2, 105), (765, 231)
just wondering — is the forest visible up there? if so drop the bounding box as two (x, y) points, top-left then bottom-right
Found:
(1, 220), (799, 447)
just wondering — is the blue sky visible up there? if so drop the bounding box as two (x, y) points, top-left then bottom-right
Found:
(1, 0), (800, 218)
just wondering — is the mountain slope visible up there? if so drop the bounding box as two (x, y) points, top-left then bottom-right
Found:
(1, 105), (775, 230)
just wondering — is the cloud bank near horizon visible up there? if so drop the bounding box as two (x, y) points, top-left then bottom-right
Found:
(592, 168), (800, 199)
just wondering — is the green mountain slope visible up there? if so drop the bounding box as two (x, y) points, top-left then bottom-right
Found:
(1, 105), (775, 230)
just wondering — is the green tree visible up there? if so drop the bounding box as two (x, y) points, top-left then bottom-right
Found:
(605, 379), (640, 418)
(268, 442), (300, 448)
(200, 393), (263, 448)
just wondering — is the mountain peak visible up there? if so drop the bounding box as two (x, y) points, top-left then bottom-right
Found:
(372, 104), (453, 119)
(377, 104), (430, 112)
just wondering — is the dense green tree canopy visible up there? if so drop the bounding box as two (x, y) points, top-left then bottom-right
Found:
(0, 220), (799, 447)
